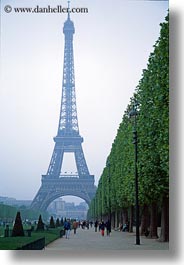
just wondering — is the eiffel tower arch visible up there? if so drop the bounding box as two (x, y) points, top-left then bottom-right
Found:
(31, 7), (96, 211)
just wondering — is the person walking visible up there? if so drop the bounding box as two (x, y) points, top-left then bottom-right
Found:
(105, 219), (111, 236)
(72, 219), (78, 235)
(100, 221), (105, 236)
(64, 219), (71, 239)
(94, 220), (98, 232)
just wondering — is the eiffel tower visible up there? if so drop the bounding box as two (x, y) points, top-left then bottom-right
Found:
(31, 6), (96, 211)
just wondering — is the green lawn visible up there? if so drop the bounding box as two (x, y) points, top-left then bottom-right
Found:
(0, 227), (62, 250)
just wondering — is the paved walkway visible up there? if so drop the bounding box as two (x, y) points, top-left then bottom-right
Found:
(45, 226), (169, 253)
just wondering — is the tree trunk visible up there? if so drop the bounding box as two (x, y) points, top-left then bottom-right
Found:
(129, 205), (134, 232)
(115, 210), (119, 228)
(122, 208), (128, 225)
(149, 201), (158, 238)
(140, 204), (150, 236)
(117, 210), (121, 228)
(111, 212), (115, 229)
(159, 196), (169, 242)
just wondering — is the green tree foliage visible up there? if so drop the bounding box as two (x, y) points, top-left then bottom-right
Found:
(137, 14), (169, 204)
(60, 217), (64, 227)
(19, 207), (49, 221)
(56, 218), (60, 227)
(0, 204), (17, 221)
(49, 216), (55, 228)
(0, 204), (48, 222)
(36, 215), (45, 231)
(88, 14), (169, 220)
(12, 212), (25, 237)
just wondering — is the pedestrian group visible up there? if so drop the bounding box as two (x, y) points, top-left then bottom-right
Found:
(63, 219), (112, 239)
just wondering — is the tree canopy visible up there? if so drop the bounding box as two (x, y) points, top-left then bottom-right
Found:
(88, 13), (169, 219)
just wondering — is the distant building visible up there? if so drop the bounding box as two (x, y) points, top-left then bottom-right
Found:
(47, 199), (88, 220)
(0, 196), (32, 207)
(47, 198), (65, 215)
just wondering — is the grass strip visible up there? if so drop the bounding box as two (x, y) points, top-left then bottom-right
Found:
(0, 228), (61, 250)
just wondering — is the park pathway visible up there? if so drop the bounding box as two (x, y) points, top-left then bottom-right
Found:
(45, 226), (169, 252)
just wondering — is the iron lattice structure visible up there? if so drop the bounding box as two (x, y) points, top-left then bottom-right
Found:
(31, 12), (96, 211)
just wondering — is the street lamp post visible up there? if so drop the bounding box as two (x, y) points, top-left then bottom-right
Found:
(129, 100), (140, 245)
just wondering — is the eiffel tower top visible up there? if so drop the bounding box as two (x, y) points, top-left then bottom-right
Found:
(63, 1), (75, 35)
(56, 0), (80, 138)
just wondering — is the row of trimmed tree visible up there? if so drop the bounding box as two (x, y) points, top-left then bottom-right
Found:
(10, 212), (65, 236)
(87, 14), (169, 242)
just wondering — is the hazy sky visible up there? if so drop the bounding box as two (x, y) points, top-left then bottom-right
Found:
(0, 0), (168, 204)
